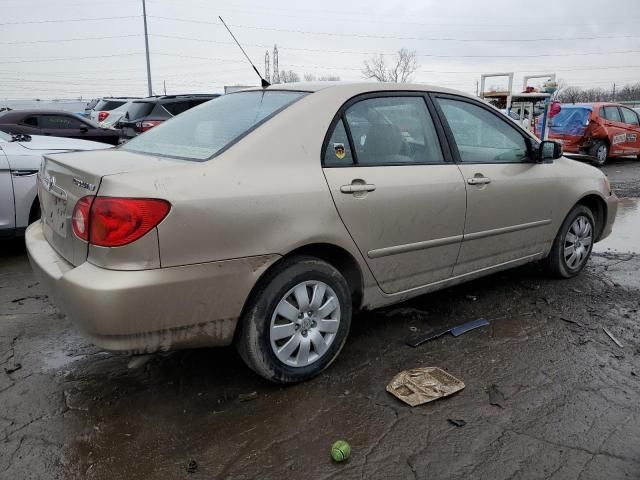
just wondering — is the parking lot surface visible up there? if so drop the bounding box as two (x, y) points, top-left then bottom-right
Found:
(1, 159), (639, 479)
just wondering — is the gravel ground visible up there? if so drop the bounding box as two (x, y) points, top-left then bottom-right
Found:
(0, 158), (639, 480)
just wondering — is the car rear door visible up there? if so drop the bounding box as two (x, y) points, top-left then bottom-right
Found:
(322, 93), (467, 294)
(38, 114), (87, 140)
(432, 94), (557, 276)
(619, 106), (640, 155)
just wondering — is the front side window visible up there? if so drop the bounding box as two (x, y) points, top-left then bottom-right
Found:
(324, 119), (354, 166)
(620, 107), (640, 126)
(123, 91), (307, 161)
(601, 106), (622, 123)
(436, 98), (529, 163)
(342, 96), (444, 165)
(23, 116), (38, 127)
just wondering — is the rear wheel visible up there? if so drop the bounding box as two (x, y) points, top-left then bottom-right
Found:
(588, 141), (608, 166)
(236, 256), (352, 384)
(544, 205), (595, 278)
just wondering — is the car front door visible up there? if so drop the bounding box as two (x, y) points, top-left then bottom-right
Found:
(432, 94), (557, 276)
(619, 106), (640, 155)
(322, 94), (467, 294)
(38, 114), (89, 140)
(600, 106), (627, 157)
(0, 146), (15, 232)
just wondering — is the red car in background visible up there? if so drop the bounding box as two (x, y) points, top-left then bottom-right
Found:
(546, 102), (640, 166)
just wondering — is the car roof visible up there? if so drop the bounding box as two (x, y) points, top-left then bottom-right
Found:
(133, 94), (221, 104)
(0, 109), (78, 117)
(235, 81), (477, 98)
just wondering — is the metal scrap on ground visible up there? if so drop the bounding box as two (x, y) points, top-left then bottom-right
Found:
(602, 327), (624, 348)
(387, 367), (465, 407)
(406, 318), (490, 347)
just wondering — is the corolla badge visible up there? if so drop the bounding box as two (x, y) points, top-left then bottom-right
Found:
(72, 177), (96, 192)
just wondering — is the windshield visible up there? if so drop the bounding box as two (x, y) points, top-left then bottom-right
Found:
(122, 90), (307, 161)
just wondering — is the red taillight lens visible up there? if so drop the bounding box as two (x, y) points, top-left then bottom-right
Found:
(98, 111), (109, 122)
(72, 196), (93, 241)
(71, 196), (170, 247)
(139, 120), (163, 132)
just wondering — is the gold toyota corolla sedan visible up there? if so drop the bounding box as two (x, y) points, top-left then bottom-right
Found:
(26, 83), (617, 383)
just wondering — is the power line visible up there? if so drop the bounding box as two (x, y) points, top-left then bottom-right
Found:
(0, 15), (140, 26)
(147, 0), (640, 27)
(150, 34), (640, 60)
(0, 34), (141, 45)
(0, 53), (144, 64)
(147, 16), (640, 43)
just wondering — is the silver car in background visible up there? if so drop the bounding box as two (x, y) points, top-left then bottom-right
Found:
(26, 83), (617, 383)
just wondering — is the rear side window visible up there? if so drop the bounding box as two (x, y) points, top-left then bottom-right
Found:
(437, 98), (529, 164)
(342, 96), (444, 165)
(324, 119), (354, 166)
(126, 102), (155, 120)
(95, 100), (127, 111)
(620, 107), (639, 126)
(163, 101), (192, 116)
(601, 106), (622, 123)
(122, 91), (307, 161)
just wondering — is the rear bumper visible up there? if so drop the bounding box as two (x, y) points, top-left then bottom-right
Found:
(26, 222), (279, 353)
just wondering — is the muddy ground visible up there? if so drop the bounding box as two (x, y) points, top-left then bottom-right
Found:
(1, 158), (639, 480)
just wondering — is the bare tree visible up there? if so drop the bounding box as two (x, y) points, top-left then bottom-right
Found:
(303, 73), (341, 82)
(556, 86), (583, 104)
(279, 70), (300, 83)
(362, 48), (418, 83)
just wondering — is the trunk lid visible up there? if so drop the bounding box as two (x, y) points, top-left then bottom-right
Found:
(38, 149), (185, 266)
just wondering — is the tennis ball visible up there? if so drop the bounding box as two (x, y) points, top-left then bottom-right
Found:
(330, 440), (351, 462)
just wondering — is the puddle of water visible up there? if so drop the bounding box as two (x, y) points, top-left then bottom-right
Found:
(594, 197), (640, 254)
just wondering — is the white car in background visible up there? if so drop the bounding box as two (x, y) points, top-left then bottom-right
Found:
(0, 130), (110, 238)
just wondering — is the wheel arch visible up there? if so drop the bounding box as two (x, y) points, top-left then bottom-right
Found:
(575, 193), (607, 241)
(241, 242), (365, 321)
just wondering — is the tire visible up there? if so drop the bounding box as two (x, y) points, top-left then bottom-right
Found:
(236, 256), (352, 384)
(544, 205), (595, 278)
(588, 140), (608, 166)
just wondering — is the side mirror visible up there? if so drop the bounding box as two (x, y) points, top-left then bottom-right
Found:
(79, 125), (89, 132)
(539, 140), (562, 162)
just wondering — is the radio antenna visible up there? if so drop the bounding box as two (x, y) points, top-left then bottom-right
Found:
(218, 16), (270, 88)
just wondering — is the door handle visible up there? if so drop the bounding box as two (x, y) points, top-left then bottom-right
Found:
(467, 176), (491, 185)
(340, 183), (376, 193)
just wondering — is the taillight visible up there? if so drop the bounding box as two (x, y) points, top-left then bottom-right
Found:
(137, 120), (163, 132)
(71, 196), (170, 247)
(72, 196), (93, 241)
(98, 111), (109, 122)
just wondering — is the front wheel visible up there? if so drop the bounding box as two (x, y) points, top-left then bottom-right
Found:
(589, 141), (608, 166)
(236, 256), (352, 384)
(544, 205), (595, 278)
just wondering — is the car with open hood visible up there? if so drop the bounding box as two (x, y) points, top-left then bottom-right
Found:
(26, 82), (617, 383)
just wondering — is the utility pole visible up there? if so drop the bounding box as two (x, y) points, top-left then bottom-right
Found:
(163, 80), (166, 95)
(142, 0), (153, 96)
(612, 82), (616, 102)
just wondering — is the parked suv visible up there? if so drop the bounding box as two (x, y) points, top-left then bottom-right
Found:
(117, 94), (220, 140)
(88, 97), (140, 125)
(546, 102), (640, 165)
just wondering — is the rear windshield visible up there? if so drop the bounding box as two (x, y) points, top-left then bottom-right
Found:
(122, 90), (307, 161)
(126, 102), (155, 120)
(95, 100), (127, 111)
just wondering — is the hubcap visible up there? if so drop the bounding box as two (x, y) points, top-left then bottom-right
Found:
(597, 145), (607, 162)
(270, 280), (341, 367)
(564, 216), (593, 269)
